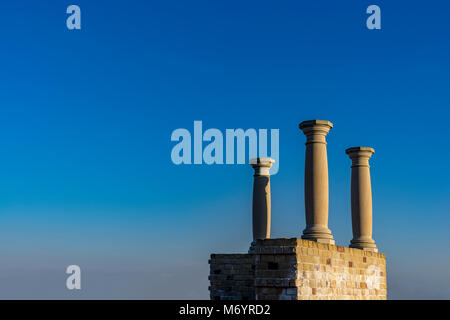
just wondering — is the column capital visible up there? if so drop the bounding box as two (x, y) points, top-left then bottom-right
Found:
(299, 120), (333, 132)
(299, 120), (333, 144)
(250, 158), (275, 176)
(346, 147), (375, 167)
(346, 146), (375, 157)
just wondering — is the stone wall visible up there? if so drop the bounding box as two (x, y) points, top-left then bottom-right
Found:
(209, 238), (387, 300)
(208, 254), (255, 300)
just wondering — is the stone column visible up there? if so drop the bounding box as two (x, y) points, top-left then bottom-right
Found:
(346, 147), (378, 252)
(250, 158), (275, 241)
(299, 120), (335, 244)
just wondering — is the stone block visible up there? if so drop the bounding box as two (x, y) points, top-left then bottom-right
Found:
(209, 238), (387, 300)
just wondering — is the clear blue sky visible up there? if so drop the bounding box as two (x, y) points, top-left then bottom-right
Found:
(0, 0), (449, 299)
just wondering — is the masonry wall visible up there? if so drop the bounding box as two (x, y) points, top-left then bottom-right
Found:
(209, 238), (387, 300)
(209, 254), (255, 300)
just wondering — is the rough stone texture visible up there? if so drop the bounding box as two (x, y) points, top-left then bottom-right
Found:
(208, 254), (255, 300)
(209, 238), (387, 300)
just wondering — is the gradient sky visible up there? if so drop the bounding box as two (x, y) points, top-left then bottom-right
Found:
(0, 0), (449, 299)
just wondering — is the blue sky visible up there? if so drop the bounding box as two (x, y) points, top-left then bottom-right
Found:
(0, 0), (449, 299)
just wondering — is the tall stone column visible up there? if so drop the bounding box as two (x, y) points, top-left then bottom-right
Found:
(299, 120), (335, 244)
(346, 147), (378, 252)
(250, 158), (275, 241)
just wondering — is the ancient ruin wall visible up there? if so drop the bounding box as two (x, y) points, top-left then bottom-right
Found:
(209, 238), (386, 300)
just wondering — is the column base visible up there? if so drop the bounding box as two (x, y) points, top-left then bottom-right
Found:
(349, 238), (378, 252)
(301, 226), (335, 245)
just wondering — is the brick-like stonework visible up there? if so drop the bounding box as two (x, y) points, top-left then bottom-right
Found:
(209, 254), (255, 300)
(209, 238), (387, 300)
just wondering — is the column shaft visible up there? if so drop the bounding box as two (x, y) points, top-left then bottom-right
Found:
(346, 147), (377, 252)
(299, 120), (335, 244)
(250, 158), (275, 240)
(252, 175), (271, 240)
